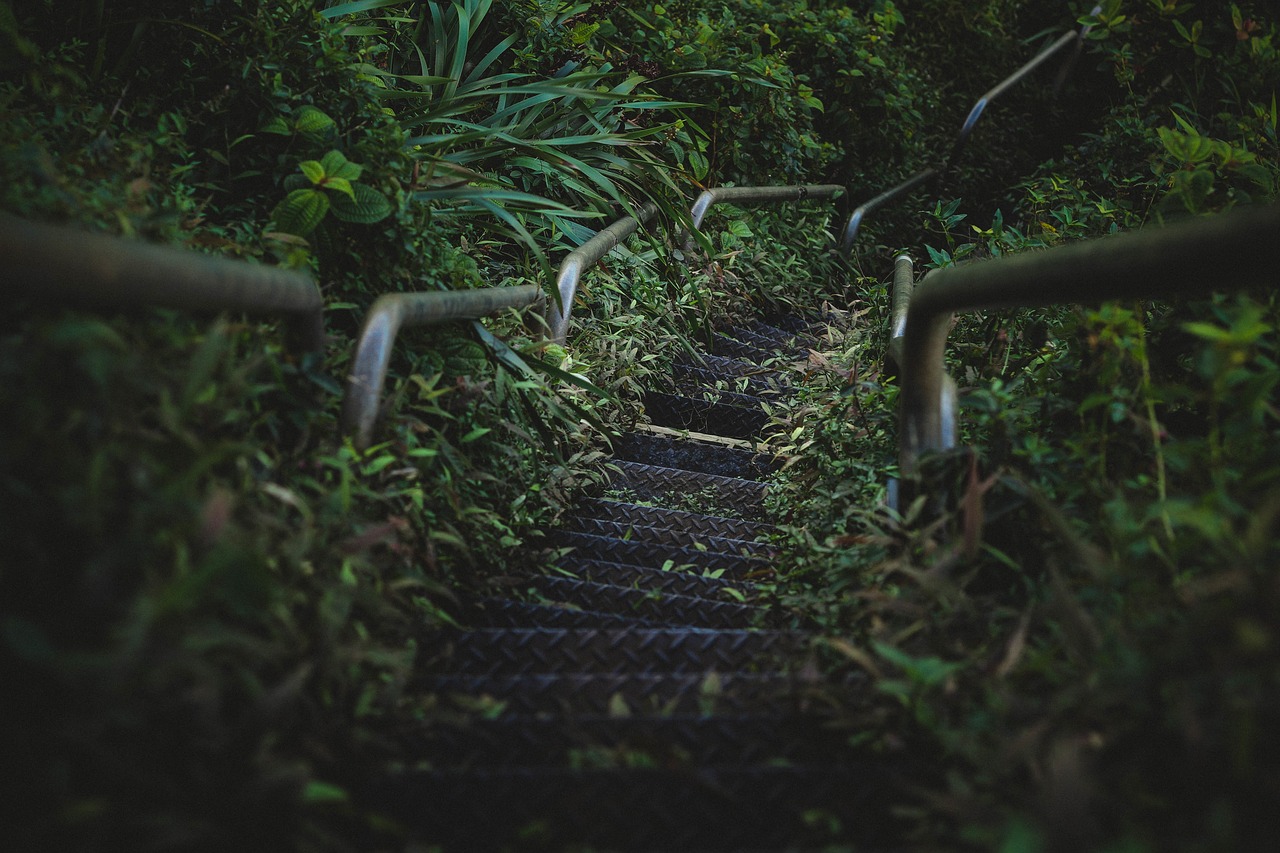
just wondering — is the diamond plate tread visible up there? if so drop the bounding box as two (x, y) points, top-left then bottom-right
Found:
(709, 332), (777, 362)
(551, 556), (763, 602)
(528, 575), (771, 629)
(659, 383), (769, 411)
(460, 597), (664, 630)
(760, 313), (810, 334)
(573, 498), (776, 541)
(606, 460), (768, 520)
(370, 764), (903, 850)
(723, 324), (806, 357)
(764, 311), (844, 335)
(671, 361), (793, 400)
(612, 431), (775, 480)
(681, 351), (787, 382)
(399, 713), (855, 768)
(561, 517), (774, 560)
(419, 628), (804, 676)
(641, 390), (770, 441)
(419, 672), (830, 717)
(546, 529), (771, 576)
(742, 319), (819, 350)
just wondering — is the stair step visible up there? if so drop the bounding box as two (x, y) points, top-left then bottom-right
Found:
(375, 310), (897, 851)
(763, 311), (839, 336)
(557, 518), (773, 561)
(612, 431), (774, 480)
(573, 497), (775, 541)
(643, 388), (771, 440)
(460, 597), (663, 629)
(684, 351), (786, 381)
(399, 713), (856, 768)
(526, 575), (773, 629)
(672, 360), (792, 400)
(418, 671), (828, 716)
(724, 324), (805, 356)
(605, 460), (769, 520)
(420, 627), (803, 676)
(743, 319), (818, 350)
(551, 556), (763, 602)
(710, 332), (777, 362)
(370, 764), (903, 850)
(546, 529), (770, 576)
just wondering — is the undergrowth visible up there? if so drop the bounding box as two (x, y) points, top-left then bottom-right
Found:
(2, 0), (1278, 850)
(764, 3), (1280, 851)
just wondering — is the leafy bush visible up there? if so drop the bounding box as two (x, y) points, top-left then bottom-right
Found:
(591, 0), (924, 186)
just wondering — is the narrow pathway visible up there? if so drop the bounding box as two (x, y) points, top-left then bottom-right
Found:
(372, 316), (906, 850)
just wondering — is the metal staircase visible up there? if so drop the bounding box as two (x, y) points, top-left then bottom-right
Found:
(14, 7), (1276, 849)
(373, 313), (911, 850)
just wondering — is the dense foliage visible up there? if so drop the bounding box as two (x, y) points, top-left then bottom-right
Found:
(1, 0), (1277, 850)
(767, 2), (1280, 851)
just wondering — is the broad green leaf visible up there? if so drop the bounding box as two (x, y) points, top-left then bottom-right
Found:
(321, 176), (356, 200)
(688, 150), (710, 180)
(293, 105), (336, 134)
(260, 116), (290, 135)
(330, 183), (393, 224)
(320, 149), (363, 181)
(925, 244), (952, 267)
(299, 160), (326, 185)
(273, 188), (330, 236)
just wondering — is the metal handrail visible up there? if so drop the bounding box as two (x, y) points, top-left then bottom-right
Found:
(548, 186), (846, 343)
(887, 254), (915, 371)
(841, 10), (1098, 251)
(688, 184), (844, 232)
(548, 203), (660, 344)
(897, 203), (1280, 476)
(341, 285), (544, 450)
(0, 213), (324, 351)
(842, 169), (938, 254)
(945, 28), (1083, 171)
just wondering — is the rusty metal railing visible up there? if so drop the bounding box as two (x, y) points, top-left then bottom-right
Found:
(0, 213), (324, 351)
(688, 185), (844, 233)
(897, 203), (1280, 477)
(340, 286), (544, 450)
(841, 10), (1098, 251)
(548, 203), (660, 344)
(548, 186), (846, 344)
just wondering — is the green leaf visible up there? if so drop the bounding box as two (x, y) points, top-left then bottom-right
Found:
(261, 116), (291, 135)
(329, 183), (393, 224)
(871, 641), (962, 687)
(320, 149), (363, 181)
(688, 150), (710, 180)
(925, 244), (952, 267)
(273, 188), (330, 236)
(299, 159), (326, 185)
(320, 0), (402, 17)
(321, 176), (356, 200)
(302, 781), (348, 803)
(294, 105), (336, 134)
(569, 21), (599, 45)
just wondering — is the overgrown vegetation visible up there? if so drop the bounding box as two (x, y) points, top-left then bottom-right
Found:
(766, 2), (1280, 851)
(2, 0), (1277, 850)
